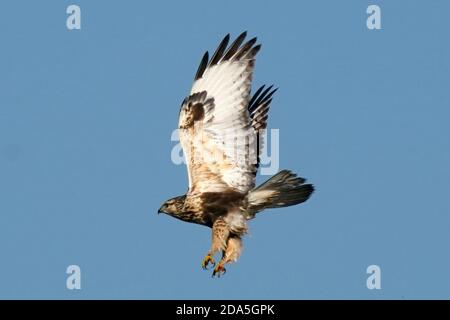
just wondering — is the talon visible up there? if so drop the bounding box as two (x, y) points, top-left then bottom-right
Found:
(201, 254), (215, 270)
(212, 262), (226, 278)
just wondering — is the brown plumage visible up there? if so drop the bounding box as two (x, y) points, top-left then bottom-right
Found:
(158, 32), (314, 277)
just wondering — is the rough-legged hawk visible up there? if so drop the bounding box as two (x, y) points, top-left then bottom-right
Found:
(158, 32), (314, 277)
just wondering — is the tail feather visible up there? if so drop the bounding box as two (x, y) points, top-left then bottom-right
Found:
(246, 170), (314, 216)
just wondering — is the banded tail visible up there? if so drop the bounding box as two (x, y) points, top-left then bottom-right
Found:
(246, 170), (314, 216)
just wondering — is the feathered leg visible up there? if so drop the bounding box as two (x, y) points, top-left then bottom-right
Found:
(201, 217), (229, 274)
(221, 235), (243, 263)
(212, 235), (243, 277)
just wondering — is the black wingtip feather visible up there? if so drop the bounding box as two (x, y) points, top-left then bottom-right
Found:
(260, 87), (278, 105)
(195, 51), (209, 80)
(234, 37), (258, 60)
(195, 32), (261, 81)
(247, 44), (262, 59)
(252, 85), (274, 110)
(248, 85), (265, 109)
(209, 34), (230, 67)
(222, 31), (248, 61)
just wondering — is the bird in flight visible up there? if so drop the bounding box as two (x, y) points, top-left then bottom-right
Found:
(158, 32), (314, 277)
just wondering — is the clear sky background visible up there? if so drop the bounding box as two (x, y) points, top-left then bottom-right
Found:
(1, 0), (449, 299)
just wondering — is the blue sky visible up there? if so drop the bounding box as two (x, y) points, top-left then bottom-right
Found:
(1, 0), (449, 299)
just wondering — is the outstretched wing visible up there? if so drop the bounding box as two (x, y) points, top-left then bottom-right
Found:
(179, 32), (264, 194)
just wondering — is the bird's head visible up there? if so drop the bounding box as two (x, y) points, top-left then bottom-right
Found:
(158, 195), (186, 216)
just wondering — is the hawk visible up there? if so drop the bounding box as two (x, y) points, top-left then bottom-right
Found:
(158, 32), (314, 277)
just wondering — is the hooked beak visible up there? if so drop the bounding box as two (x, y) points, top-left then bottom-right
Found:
(157, 205), (165, 214)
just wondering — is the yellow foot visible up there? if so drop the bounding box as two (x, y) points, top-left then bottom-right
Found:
(201, 254), (215, 270)
(212, 262), (226, 278)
